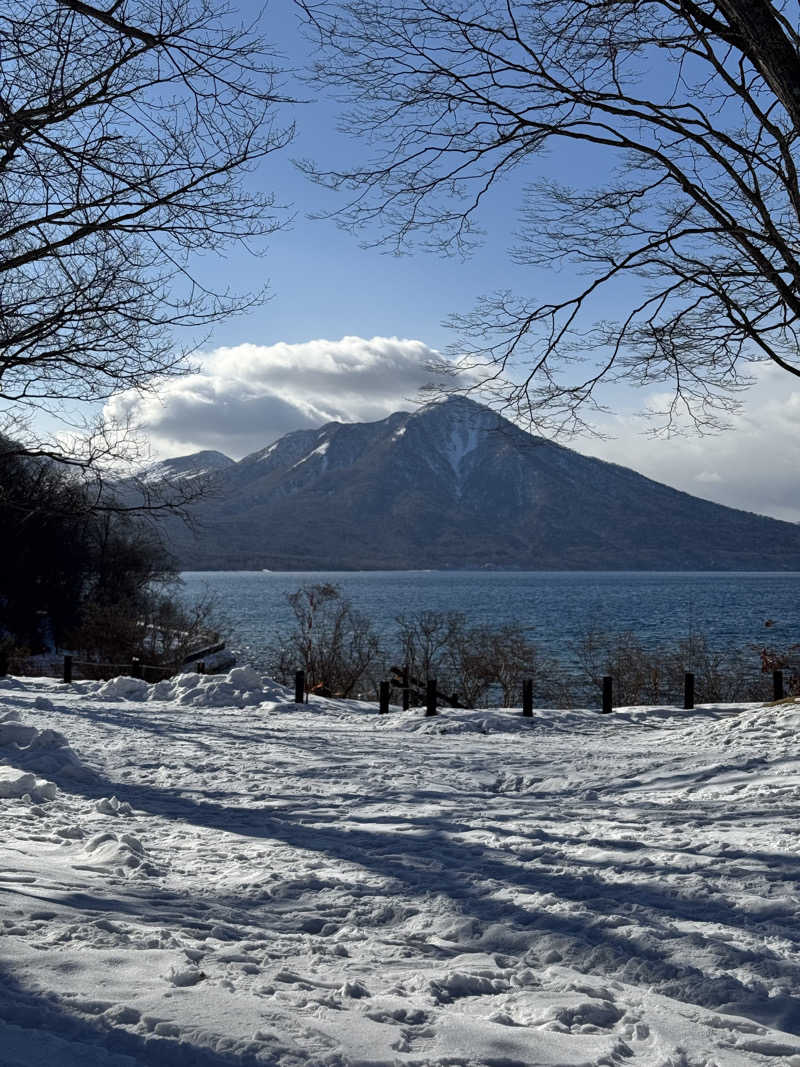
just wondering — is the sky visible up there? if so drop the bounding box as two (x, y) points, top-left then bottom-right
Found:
(102, 0), (800, 523)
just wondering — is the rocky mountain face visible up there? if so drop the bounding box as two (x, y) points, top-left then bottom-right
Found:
(159, 396), (800, 570)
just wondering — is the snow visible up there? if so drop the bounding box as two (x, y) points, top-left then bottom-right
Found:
(443, 422), (481, 475)
(251, 441), (280, 462)
(290, 440), (330, 471)
(2, 669), (800, 1065)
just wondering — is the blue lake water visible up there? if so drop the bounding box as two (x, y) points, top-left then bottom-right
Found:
(180, 570), (800, 672)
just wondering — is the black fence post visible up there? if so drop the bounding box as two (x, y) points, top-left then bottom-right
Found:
(522, 678), (533, 717)
(402, 665), (410, 711)
(197, 661), (205, 675)
(379, 680), (390, 714)
(684, 671), (695, 710)
(602, 675), (613, 714)
(130, 657), (141, 679)
(773, 669), (785, 701)
(425, 677), (437, 717)
(63, 654), (72, 684)
(295, 669), (305, 704)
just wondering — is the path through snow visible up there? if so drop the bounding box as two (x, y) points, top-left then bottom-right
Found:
(1, 671), (799, 1065)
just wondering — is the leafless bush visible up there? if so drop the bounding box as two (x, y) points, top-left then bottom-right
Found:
(757, 643), (800, 699)
(576, 630), (668, 706)
(394, 611), (562, 708)
(394, 611), (464, 698)
(266, 589), (779, 710)
(576, 629), (771, 706)
(68, 587), (222, 669)
(269, 584), (382, 698)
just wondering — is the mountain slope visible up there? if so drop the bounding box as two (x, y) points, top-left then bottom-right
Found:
(145, 450), (235, 482)
(162, 397), (800, 570)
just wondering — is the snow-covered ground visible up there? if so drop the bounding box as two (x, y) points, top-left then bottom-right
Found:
(2, 668), (800, 1066)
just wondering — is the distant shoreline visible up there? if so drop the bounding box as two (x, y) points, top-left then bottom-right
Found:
(179, 567), (800, 576)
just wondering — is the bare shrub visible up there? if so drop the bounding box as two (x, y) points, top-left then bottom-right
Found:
(758, 643), (800, 699)
(576, 630), (668, 707)
(576, 629), (770, 706)
(394, 611), (464, 700)
(69, 586), (222, 670)
(394, 611), (560, 708)
(270, 584), (382, 698)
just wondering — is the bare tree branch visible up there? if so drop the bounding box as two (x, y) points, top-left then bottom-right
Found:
(0, 0), (292, 475)
(298, 0), (800, 433)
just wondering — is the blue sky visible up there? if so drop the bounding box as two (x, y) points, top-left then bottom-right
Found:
(191, 0), (536, 354)
(107, 1), (800, 523)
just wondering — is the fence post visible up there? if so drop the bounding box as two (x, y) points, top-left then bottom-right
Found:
(130, 657), (141, 678)
(425, 677), (437, 717)
(294, 669), (306, 704)
(684, 671), (695, 710)
(402, 664), (410, 711)
(379, 680), (390, 714)
(63, 654), (72, 684)
(602, 675), (613, 714)
(522, 678), (533, 717)
(197, 661), (205, 675)
(773, 669), (785, 701)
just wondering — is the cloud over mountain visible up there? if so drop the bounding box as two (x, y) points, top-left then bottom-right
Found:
(105, 336), (451, 457)
(106, 337), (800, 522)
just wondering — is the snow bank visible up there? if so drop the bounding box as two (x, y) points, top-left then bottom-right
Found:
(95, 676), (151, 702)
(0, 708), (91, 783)
(91, 666), (292, 709)
(0, 766), (56, 802)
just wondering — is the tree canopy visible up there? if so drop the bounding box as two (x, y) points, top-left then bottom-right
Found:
(0, 0), (291, 466)
(300, 0), (800, 433)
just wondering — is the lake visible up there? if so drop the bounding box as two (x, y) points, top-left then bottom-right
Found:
(179, 570), (800, 675)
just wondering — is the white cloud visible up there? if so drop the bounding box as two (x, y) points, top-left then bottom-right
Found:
(105, 336), (453, 458)
(580, 363), (800, 522)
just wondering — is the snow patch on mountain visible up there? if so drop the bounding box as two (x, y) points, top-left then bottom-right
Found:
(443, 422), (481, 474)
(142, 450), (234, 484)
(290, 439), (330, 471)
(251, 440), (279, 462)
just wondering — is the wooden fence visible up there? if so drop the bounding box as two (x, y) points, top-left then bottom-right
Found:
(291, 667), (788, 715)
(1, 651), (223, 684)
(3, 657), (788, 711)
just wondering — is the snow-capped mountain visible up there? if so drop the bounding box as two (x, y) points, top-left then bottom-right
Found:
(161, 396), (800, 570)
(144, 449), (235, 483)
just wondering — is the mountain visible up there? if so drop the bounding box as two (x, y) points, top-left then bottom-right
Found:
(144, 450), (235, 482)
(160, 396), (800, 570)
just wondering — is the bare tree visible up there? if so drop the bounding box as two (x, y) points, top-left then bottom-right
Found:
(272, 584), (382, 697)
(576, 627), (767, 704)
(395, 609), (464, 688)
(395, 610), (550, 706)
(0, 0), (291, 471)
(300, 0), (800, 433)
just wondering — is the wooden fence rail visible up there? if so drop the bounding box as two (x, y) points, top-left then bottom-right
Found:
(362, 664), (790, 716)
(2, 654), (790, 712)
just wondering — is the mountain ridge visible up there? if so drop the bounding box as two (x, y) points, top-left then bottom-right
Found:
(158, 396), (800, 570)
